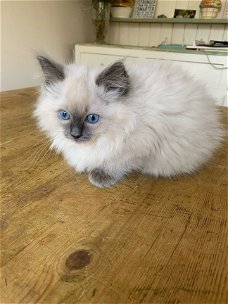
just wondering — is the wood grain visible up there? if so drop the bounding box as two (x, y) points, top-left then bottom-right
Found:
(0, 88), (227, 304)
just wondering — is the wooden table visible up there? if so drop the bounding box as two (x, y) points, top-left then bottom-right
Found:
(1, 88), (227, 304)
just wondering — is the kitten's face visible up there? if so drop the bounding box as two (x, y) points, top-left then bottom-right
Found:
(35, 57), (134, 148)
(52, 67), (105, 144)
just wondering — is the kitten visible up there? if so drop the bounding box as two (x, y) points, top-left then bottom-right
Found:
(34, 56), (224, 188)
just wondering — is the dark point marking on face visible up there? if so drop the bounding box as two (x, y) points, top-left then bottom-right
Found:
(63, 113), (92, 143)
(37, 56), (65, 85)
(96, 61), (130, 97)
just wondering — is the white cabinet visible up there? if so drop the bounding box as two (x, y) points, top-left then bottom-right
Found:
(75, 44), (227, 106)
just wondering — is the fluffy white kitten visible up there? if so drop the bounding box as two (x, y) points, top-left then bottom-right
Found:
(34, 56), (224, 188)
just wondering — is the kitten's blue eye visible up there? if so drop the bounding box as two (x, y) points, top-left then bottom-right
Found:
(58, 110), (71, 120)
(86, 114), (100, 124)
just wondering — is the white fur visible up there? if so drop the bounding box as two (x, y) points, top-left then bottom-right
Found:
(34, 60), (224, 186)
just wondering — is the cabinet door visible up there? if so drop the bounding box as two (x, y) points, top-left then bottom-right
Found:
(79, 53), (121, 66)
(76, 52), (139, 67)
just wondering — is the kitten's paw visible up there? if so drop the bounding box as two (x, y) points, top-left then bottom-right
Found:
(88, 169), (118, 188)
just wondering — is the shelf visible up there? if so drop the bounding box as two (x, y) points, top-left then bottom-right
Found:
(111, 17), (228, 24)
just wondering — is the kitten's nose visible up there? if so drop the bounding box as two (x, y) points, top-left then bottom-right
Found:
(70, 127), (82, 139)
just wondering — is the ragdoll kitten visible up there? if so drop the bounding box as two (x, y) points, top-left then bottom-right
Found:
(34, 56), (224, 188)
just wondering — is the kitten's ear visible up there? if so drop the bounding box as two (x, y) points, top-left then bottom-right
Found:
(96, 61), (130, 97)
(37, 56), (65, 85)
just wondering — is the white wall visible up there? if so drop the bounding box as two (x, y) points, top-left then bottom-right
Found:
(1, 0), (94, 91)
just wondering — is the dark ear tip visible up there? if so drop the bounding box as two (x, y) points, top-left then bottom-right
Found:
(111, 61), (128, 75)
(36, 55), (65, 84)
(36, 55), (48, 63)
(113, 61), (125, 68)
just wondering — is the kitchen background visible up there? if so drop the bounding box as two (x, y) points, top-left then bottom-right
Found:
(108, 0), (227, 46)
(1, 0), (227, 91)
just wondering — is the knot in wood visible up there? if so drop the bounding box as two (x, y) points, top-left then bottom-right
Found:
(65, 250), (91, 270)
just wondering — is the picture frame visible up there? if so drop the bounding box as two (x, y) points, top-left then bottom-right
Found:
(174, 9), (196, 19)
(132, 0), (157, 18)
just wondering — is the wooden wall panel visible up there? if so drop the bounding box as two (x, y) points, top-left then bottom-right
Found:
(118, 23), (129, 45)
(128, 24), (140, 45)
(138, 24), (151, 46)
(184, 24), (198, 44)
(172, 24), (186, 44)
(108, 22), (226, 46)
(150, 23), (163, 46)
(209, 24), (226, 40)
(196, 24), (211, 41)
(222, 24), (228, 40)
(160, 24), (173, 44)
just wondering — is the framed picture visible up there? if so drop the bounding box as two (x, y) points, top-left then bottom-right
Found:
(132, 0), (157, 18)
(174, 9), (196, 18)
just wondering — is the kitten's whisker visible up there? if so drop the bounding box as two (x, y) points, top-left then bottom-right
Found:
(24, 137), (49, 159)
(46, 150), (55, 163)
(35, 145), (55, 166)
(34, 142), (53, 163)
(23, 139), (51, 166)
(31, 141), (52, 166)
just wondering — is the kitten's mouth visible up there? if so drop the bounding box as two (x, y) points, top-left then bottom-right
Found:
(75, 138), (89, 143)
(70, 135), (90, 143)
